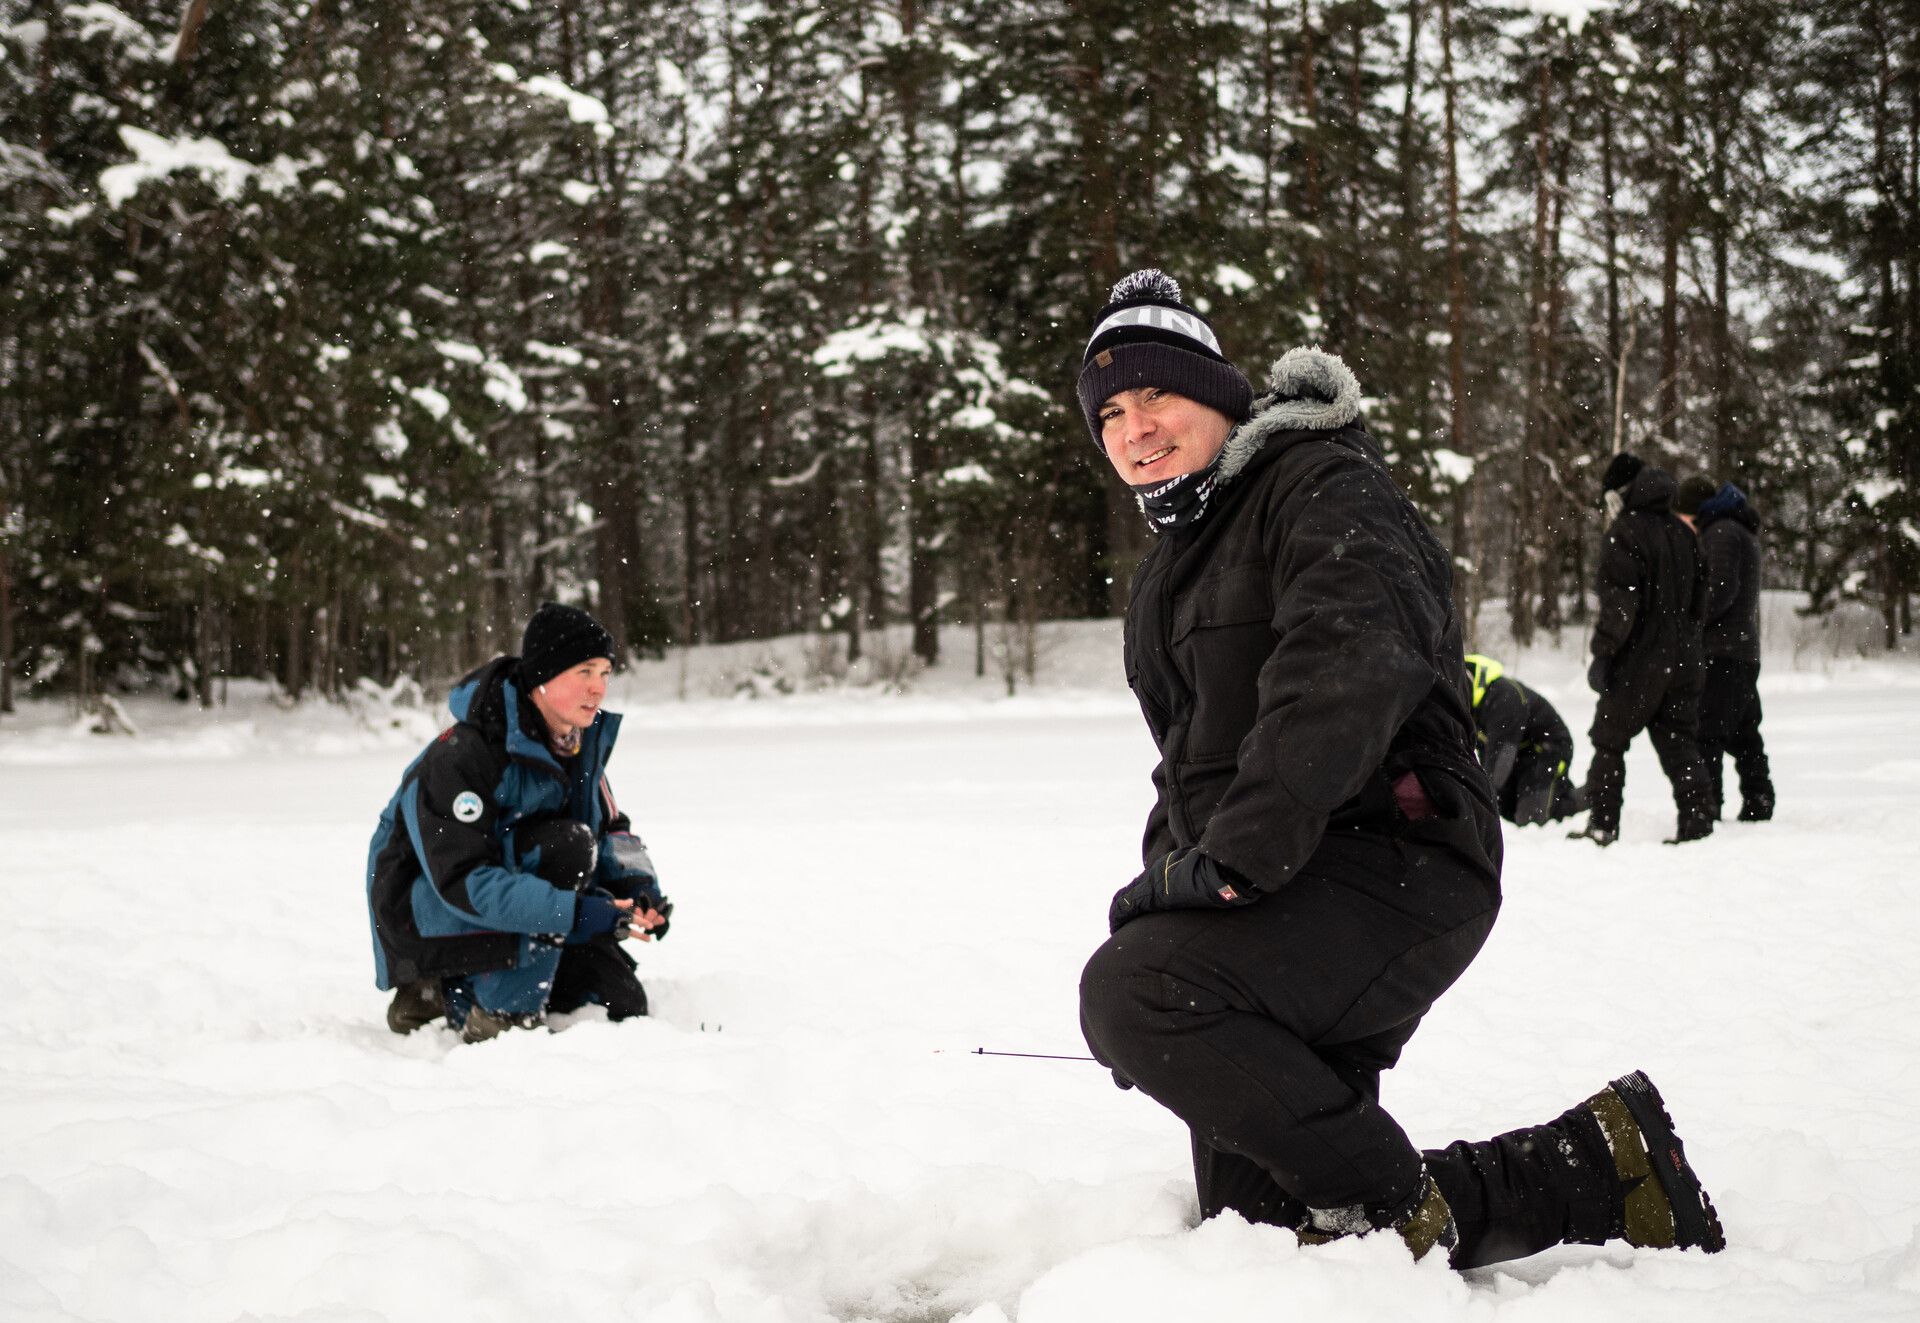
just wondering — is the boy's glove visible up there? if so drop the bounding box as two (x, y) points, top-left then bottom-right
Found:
(636, 897), (672, 942)
(569, 892), (627, 941)
(1108, 849), (1255, 934)
(1587, 657), (1610, 693)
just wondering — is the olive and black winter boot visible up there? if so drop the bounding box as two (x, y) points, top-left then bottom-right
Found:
(385, 978), (445, 1034)
(1580, 1070), (1726, 1252)
(1298, 1169), (1459, 1263)
(1391, 1174), (1460, 1262)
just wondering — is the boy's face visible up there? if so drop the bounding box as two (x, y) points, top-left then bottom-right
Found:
(1097, 387), (1233, 486)
(532, 657), (612, 731)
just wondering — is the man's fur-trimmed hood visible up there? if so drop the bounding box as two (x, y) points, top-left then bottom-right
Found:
(1218, 348), (1364, 484)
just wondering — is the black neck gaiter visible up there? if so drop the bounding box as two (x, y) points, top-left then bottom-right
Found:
(1132, 458), (1222, 533)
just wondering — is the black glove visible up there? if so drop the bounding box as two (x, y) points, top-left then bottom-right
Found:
(1586, 656), (1610, 693)
(1108, 849), (1255, 934)
(637, 896), (673, 942)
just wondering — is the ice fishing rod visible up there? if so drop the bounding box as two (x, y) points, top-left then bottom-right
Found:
(966, 1047), (1098, 1062)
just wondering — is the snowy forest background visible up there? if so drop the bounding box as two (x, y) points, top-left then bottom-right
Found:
(1, 0), (1916, 709)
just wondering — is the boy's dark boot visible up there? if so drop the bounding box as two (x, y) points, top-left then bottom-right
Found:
(386, 978), (445, 1034)
(1578, 1071), (1726, 1252)
(459, 1005), (543, 1044)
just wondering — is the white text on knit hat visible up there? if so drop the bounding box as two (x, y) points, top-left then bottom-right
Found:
(1087, 304), (1223, 357)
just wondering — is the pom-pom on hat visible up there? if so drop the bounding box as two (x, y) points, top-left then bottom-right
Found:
(1600, 451), (1645, 494)
(519, 602), (616, 691)
(1077, 269), (1254, 448)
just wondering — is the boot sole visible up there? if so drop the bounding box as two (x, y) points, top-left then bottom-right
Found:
(1610, 1071), (1726, 1252)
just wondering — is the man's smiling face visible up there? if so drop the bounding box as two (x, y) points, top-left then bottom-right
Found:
(1098, 387), (1234, 486)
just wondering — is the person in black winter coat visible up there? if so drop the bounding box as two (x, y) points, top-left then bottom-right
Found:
(1572, 454), (1714, 845)
(1074, 270), (1724, 1268)
(1465, 654), (1585, 825)
(366, 603), (672, 1042)
(1675, 478), (1774, 821)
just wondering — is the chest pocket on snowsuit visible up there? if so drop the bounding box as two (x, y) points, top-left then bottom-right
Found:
(1170, 561), (1273, 764)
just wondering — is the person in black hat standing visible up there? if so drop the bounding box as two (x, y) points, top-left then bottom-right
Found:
(1074, 271), (1724, 1267)
(1571, 454), (1714, 846)
(365, 602), (673, 1042)
(1675, 477), (1775, 822)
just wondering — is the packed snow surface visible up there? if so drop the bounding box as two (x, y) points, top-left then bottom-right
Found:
(4, 612), (1919, 1321)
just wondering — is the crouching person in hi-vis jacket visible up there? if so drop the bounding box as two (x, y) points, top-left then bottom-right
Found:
(366, 602), (672, 1043)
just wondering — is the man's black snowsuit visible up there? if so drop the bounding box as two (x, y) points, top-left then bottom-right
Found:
(1583, 465), (1713, 838)
(1466, 656), (1582, 825)
(1079, 350), (1624, 1269)
(1694, 484), (1773, 820)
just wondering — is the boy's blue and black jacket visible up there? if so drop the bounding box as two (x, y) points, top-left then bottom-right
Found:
(365, 655), (662, 990)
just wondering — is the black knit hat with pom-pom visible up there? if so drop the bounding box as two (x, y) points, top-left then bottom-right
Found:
(1076, 269), (1254, 447)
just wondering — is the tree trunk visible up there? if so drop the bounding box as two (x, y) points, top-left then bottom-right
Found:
(0, 508), (12, 714)
(1707, 36), (1734, 476)
(1512, 53), (1554, 647)
(860, 396), (887, 640)
(1657, 9), (1690, 445)
(1394, 0), (1424, 224)
(171, 0), (215, 64)
(1071, 5), (1130, 614)
(195, 573), (214, 708)
(284, 597), (305, 701)
(1299, 0), (1325, 313)
(1440, 0), (1475, 632)
(1600, 74), (1622, 424)
(909, 415), (940, 664)
(900, 0), (939, 665)
(1260, 0), (1279, 217)
(1539, 67), (1574, 634)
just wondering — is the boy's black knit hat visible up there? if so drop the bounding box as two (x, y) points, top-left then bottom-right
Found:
(519, 602), (615, 690)
(1076, 270), (1254, 447)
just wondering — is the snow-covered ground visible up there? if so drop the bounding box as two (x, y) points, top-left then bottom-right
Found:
(4, 603), (1919, 1322)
